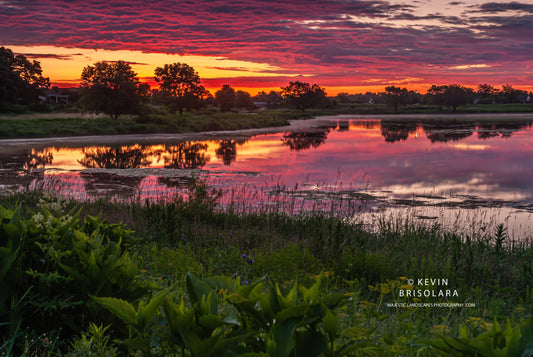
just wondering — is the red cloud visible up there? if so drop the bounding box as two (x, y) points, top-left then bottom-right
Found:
(1, 0), (533, 91)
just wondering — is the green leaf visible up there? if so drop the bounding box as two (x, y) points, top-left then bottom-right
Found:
(299, 275), (321, 305)
(91, 295), (137, 327)
(187, 272), (213, 304)
(267, 319), (298, 357)
(204, 275), (240, 293)
(200, 291), (219, 316)
(136, 288), (169, 332)
(322, 308), (340, 338)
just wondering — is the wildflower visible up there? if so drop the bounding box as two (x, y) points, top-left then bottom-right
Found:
(248, 259), (254, 264)
(244, 280), (249, 285)
(431, 324), (451, 335)
(241, 254), (246, 258)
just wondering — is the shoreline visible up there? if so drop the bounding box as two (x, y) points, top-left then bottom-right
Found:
(1, 112), (533, 147)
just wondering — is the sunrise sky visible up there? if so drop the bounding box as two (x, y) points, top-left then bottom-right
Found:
(2, 0), (533, 95)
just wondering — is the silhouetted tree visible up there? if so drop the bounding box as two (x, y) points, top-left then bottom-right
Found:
(253, 90), (283, 108)
(425, 84), (472, 112)
(499, 84), (527, 103)
(235, 90), (255, 109)
(0, 46), (50, 106)
(281, 81), (327, 111)
(215, 85), (236, 111)
(383, 86), (408, 112)
(477, 83), (498, 103)
(443, 84), (471, 112)
(426, 85), (447, 110)
(154, 63), (208, 115)
(79, 61), (149, 119)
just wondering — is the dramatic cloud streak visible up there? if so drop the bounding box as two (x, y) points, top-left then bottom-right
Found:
(1, 0), (532, 92)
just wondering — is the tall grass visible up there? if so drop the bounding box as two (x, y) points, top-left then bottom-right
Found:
(3, 185), (533, 355)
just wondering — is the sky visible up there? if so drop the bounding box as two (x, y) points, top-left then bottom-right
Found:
(1, 0), (533, 95)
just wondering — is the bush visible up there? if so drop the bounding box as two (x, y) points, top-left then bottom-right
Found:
(0, 199), (152, 354)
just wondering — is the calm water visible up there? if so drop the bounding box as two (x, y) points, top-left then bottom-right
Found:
(2, 116), (533, 237)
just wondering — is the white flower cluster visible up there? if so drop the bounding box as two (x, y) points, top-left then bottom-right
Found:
(37, 191), (66, 213)
(32, 211), (73, 230)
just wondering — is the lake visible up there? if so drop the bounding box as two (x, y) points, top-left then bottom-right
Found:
(1, 114), (533, 238)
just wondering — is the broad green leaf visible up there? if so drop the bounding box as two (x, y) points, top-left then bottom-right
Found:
(198, 315), (226, 331)
(267, 319), (298, 357)
(200, 291), (219, 316)
(299, 275), (320, 304)
(204, 275), (239, 293)
(322, 308), (340, 338)
(136, 288), (169, 332)
(187, 272), (213, 304)
(91, 295), (137, 327)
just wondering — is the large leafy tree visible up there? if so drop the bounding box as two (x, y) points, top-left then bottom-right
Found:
(0, 46), (50, 106)
(215, 84), (236, 112)
(79, 61), (149, 119)
(426, 84), (472, 112)
(383, 86), (408, 113)
(154, 63), (207, 115)
(235, 90), (255, 109)
(281, 81), (327, 111)
(444, 84), (471, 112)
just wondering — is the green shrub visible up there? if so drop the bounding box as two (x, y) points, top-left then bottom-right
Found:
(0, 201), (152, 354)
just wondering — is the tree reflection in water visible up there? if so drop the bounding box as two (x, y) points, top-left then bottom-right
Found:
(476, 121), (533, 140)
(0, 148), (54, 188)
(157, 142), (210, 169)
(423, 121), (474, 143)
(23, 148), (53, 172)
(281, 130), (330, 151)
(380, 120), (417, 143)
(215, 139), (247, 165)
(78, 145), (151, 169)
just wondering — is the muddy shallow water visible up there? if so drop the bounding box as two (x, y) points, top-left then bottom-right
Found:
(2, 114), (533, 239)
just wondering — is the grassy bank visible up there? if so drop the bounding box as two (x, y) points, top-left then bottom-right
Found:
(1, 184), (533, 355)
(0, 110), (292, 139)
(2, 103), (533, 139)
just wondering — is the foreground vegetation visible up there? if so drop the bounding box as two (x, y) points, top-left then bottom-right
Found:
(2, 183), (533, 356)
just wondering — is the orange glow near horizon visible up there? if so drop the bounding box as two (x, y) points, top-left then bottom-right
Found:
(8, 44), (533, 96)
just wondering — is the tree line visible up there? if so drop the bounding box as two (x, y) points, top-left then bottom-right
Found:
(1, 46), (532, 116)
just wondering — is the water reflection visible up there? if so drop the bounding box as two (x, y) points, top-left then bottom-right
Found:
(78, 145), (151, 169)
(80, 171), (143, 197)
(24, 148), (54, 172)
(215, 139), (247, 165)
(157, 142), (210, 169)
(2, 116), (533, 237)
(380, 120), (417, 142)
